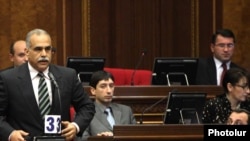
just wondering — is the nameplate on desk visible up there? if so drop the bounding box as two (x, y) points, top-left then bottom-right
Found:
(44, 115), (61, 134)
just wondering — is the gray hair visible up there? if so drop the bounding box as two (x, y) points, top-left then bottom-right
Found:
(26, 29), (50, 48)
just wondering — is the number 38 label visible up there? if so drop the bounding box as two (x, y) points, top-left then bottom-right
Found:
(44, 115), (61, 134)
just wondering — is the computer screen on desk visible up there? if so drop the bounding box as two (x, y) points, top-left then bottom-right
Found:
(66, 56), (105, 85)
(163, 92), (206, 124)
(151, 57), (198, 86)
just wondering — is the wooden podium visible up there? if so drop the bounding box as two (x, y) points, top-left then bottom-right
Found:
(88, 124), (204, 141)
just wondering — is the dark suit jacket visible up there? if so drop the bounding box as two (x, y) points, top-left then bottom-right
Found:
(0, 66), (14, 72)
(81, 102), (137, 141)
(195, 57), (242, 85)
(0, 63), (95, 141)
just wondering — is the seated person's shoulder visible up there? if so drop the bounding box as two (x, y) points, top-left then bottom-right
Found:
(111, 103), (133, 111)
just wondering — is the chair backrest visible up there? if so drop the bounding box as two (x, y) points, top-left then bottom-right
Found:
(104, 67), (152, 85)
(104, 67), (127, 85)
(70, 106), (75, 121)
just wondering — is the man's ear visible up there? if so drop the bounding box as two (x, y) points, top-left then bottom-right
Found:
(90, 86), (96, 96)
(227, 82), (233, 92)
(9, 53), (14, 62)
(25, 48), (29, 57)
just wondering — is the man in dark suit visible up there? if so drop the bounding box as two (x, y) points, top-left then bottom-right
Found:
(0, 29), (95, 141)
(196, 29), (243, 85)
(82, 70), (137, 141)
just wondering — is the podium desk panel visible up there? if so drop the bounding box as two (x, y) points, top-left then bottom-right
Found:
(113, 124), (203, 141)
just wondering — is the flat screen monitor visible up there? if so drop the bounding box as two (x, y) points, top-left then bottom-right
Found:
(66, 57), (105, 85)
(151, 57), (198, 85)
(163, 92), (207, 124)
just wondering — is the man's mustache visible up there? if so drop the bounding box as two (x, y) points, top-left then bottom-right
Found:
(38, 57), (49, 62)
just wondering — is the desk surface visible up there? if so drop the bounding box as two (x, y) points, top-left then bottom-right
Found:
(84, 85), (223, 98)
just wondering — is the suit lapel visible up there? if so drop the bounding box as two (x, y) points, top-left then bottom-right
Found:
(208, 58), (217, 84)
(48, 65), (63, 115)
(110, 104), (122, 124)
(95, 103), (113, 130)
(17, 64), (43, 124)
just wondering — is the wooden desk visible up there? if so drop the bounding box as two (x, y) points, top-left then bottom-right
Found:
(84, 85), (223, 124)
(88, 124), (204, 141)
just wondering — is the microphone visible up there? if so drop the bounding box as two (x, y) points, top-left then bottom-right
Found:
(48, 72), (59, 88)
(48, 72), (62, 117)
(139, 89), (178, 124)
(130, 48), (147, 86)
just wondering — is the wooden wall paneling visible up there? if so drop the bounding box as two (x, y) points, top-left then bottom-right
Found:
(171, 0), (192, 57)
(0, 1), (11, 69)
(82, 0), (91, 57)
(159, 0), (174, 58)
(112, 0), (136, 69)
(62, 0), (83, 66)
(88, 0), (220, 70)
(0, 0), (225, 70)
(0, 0), (58, 70)
(223, 0), (250, 72)
(55, 0), (64, 65)
(132, 0), (161, 70)
(198, 0), (222, 58)
(90, 0), (113, 66)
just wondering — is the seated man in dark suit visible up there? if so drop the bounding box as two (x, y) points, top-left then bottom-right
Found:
(196, 28), (243, 85)
(82, 70), (137, 141)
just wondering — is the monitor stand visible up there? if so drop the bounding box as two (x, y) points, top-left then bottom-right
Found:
(166, 72), (189, 86)
(179, 108), (200, 124)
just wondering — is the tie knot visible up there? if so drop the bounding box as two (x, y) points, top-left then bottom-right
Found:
(106, 107), (110, 111)
(105, 107), (112, 114)
(221, 63), (227, 70)
(38, 72), (45, 77)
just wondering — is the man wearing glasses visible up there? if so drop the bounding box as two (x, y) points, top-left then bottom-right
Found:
(196, 28), (243, 85)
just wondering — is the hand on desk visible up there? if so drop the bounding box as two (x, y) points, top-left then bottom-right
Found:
(97, 131), (113, 136)
(61, 121), (77, 141)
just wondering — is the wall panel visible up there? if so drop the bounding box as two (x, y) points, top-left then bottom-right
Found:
(0, 0), (58, 70)
(223, 0), (250, 72)
(2, 0), (248, 72)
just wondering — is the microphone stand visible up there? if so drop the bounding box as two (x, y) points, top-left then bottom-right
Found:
(48, 72), (62, 121)
(139, 89), (178, 124)
(130, 49), (147, 86)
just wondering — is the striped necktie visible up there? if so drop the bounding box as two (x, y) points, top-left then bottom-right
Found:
(38, 72), (51, 118)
